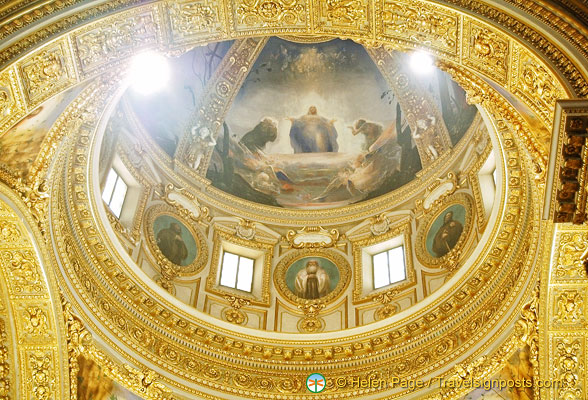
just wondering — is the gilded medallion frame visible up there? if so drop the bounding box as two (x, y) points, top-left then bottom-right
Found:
(274, 248), (351, 305)
(144, 204), (208, 276)
(415, 192), (475, 266)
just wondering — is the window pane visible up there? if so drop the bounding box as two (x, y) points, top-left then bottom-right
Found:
(373, 252), (390, 289)
(388, 246), (406, 284)
(102, 169), (118, 204)
(220, 252), (238, 288)
(109, 177), (127, 218)
(236, 257), (254, 292)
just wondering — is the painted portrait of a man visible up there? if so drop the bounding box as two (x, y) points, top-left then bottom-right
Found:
(294, 259), (331, 300)
(431, 211), (464, 257)
(156, 221), (189, 265)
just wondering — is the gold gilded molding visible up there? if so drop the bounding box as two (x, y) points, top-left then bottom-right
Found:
(16, 39), (76, 108)
(62, 299), (175, 400)
(0, 192), (65, 399)
(72, 6), (161, 77)
(206, 226), (274, 306)
(380, 0), (459, 56)
(0, 67), (25, 135)
(542, 225), (588, 399)
(231, 0), (308, 32)
(285, 226), (341, 249)
(350, 217), (415, 303)
(314, 0), (371, 34)
(168, 0), (225, 45)
(462, 17), (510, 85)
(510, 43), (566, 128)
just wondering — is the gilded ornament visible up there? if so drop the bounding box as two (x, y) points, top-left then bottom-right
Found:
(235, 219), (256, 240)
(463, 19), (509, 84)
(17, 41), (74, 106)
(559, 291), (586, 327)
(298, 316), (324, 333)
(368, 213), (390, 236)
(0, 250), (43, 295)
(24, 307), (49, 336)
(381, 0), (458, 55)
(73, 8), (159, 75)
(169, 1), (221, 43)
(28, 352), (52, 400)
(223, 308), (247, 325)
(556, 234), (588, 281)
(285, 226), (340, 249)
(555, 338), (583, 399)
(234, 0), (306, 27)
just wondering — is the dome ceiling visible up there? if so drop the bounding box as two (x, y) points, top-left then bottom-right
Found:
(0, 0), (585, 399)
(126, 38), (479, 209)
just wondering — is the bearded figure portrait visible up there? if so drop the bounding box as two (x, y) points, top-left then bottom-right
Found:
(431, 211), (464, 257)
(425, 203), (468, 259)
(153, 215), (198, 266)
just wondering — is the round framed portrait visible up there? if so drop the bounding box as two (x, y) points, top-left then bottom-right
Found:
(415, 193), (474, 266)
(274, 249), (350, 304)
(145, 205), (208, 275)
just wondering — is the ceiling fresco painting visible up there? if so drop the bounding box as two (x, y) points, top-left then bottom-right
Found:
(205, 38), (478, 208)
(458, 345), (534, 399)
(0, 0), (586, 398)
(126, 41), (234, 157)
(0, 83), (84, 177)
(77, 356), (143, 400)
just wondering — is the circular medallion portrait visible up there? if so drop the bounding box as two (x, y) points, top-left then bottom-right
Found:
(145, 205), (208, 275)
(153, 215), (197, 266)
(426, 204), (466, 258)
(285, 257), (339, 300)
(275, 250), (350, 304)
(416, 193), (474, 266)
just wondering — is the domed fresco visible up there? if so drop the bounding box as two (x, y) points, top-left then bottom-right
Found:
(126, 38), (478, 209)
(0, 0), (581, 397)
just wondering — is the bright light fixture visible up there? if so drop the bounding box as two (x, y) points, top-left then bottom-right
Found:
(410, 51), (434, 75)
(129, 51), (170, 95)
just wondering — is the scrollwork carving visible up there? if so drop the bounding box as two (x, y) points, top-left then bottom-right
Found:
(169, 0), (220, 42)
(382, 0), (458, 54)
(234, 0), (306, 27)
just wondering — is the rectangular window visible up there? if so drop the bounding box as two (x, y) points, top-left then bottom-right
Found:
(101, 169), (128, 218)
(220, 251), (254, 292)
(373, 246), (406, 289)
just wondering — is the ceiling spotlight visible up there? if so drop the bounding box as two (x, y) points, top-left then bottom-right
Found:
(410, 51), (434, 75)
(128, 51), (170, 95)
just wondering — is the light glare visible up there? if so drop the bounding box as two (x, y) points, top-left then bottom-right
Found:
(129, 51), (170, 95)
(410, 51), (434, 75)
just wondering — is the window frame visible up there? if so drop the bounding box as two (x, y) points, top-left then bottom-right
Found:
(219, 251), (255, 293)
(372, 245), (407, 290)
(102, 168), (128, 218)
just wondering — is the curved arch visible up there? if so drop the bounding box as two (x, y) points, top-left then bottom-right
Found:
(0, 183), (69, 398)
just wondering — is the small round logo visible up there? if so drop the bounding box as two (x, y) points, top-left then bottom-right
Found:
(306, 373), (326, 393)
